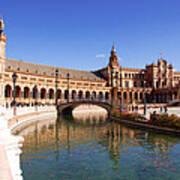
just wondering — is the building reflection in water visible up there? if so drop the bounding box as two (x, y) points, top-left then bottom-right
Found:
(14, 111), (180, 167)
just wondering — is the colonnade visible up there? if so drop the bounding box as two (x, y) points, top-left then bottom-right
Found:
(4, 84), (179, 107)
(4, 84), (110, 107)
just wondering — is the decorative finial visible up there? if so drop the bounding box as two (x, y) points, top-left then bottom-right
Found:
(112, 43), (116, 52)
(160, 50), (163, 59)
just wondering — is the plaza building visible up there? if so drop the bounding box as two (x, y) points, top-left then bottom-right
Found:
(0, 18), (180, 108)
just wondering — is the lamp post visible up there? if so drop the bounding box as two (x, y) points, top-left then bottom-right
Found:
(12, 72), (17, 115)
(111, 68), (114, 106)
(67, 73), (70, 103)
(55, 69), (59, 106)
(34, 85), (38, 111)
(115, 72), (119, 106)
(143, 80), (147, 115)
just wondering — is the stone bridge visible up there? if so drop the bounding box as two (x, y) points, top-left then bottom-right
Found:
(57, 99), (113, 117)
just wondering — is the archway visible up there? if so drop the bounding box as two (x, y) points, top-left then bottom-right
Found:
(78, 91), (83, 99)
(5, 85), (12, 98)
(64, 90), (69, 100)
(140, 92), (143, 102)
(24, 87), (30, 98)
(32, 86), (38, 99)
(92, 91), (96, 99)
(85, 91), (90, 99)
(14, 86), (21, 98)
(49, 89), (54, 99)
(72, 90), (76, 100)
(99, 91), (103, 100)
(129, 92), (132, 103)
(105, 92), (109, 100)
(134, 92), (138, 101)
(57, 89), (62, 99)
(40, 88), (46, 99)
(123, 92), (127, 100)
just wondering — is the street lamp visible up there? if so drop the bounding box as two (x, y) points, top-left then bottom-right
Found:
(67, 73), (70, 103)
(111, 68), (114, 106)
(111, 68), (114, 87)
(55, 69), (59, 106)
(118, 93), (122, 113)
(12, 72), (17, 115)
(115, 72), (119, 88)
(34, 85), (38, 111)
(143, 80), (147, 115)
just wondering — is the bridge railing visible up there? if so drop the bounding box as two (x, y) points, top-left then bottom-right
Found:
(58, 98), (112, 105)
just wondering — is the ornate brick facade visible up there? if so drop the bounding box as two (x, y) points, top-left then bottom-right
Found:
(1, 18), (180, 107)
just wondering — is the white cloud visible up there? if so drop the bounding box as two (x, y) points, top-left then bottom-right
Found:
(96, 54), (107, 58)
(118, 56), (123, 61)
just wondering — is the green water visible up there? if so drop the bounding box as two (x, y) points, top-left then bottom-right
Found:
(16, 113), (180, 180)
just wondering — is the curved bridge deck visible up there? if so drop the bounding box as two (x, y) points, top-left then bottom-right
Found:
(57, 99), (113, 116)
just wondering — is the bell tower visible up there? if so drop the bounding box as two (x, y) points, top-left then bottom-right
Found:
(107, 45), (120, 104)
(108, 44), (119, 68)
(108, 45), (120, 87)
(0, 17), (7, 106)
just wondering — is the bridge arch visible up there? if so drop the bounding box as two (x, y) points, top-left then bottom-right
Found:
(58, 100), (112, 117)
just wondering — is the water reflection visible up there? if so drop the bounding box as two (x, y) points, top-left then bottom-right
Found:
(16, 112), (180, 180)
(72, 111), (107, 125)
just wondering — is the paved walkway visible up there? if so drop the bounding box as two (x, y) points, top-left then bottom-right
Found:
(0, 145), (13, 180)
(138, 107), (180, 120)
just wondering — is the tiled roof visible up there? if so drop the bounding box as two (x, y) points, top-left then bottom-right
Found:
(174, 72), (180, 75)
(5, 59), (105, 81)
(121, 67), (143, 72)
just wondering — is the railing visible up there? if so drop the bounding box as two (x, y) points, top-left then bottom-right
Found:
(58, 98), (112, 105)
(1, 105), (56, 120)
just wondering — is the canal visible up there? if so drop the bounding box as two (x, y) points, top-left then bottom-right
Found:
(14, 112), (180, 180)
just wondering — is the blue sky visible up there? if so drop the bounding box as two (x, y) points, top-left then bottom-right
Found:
(1, 0), (180, 71)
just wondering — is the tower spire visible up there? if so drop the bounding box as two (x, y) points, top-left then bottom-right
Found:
(112, 43), (116, 52)
(109, 45), (119, 68)
(160, 50), (163, 59)
(111, 43), (117, 57)
(0, 17), (4, 32)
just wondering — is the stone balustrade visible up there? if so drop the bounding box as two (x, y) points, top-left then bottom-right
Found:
(0, 105), (56, 180)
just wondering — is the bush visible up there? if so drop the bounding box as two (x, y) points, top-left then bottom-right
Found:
(151, 113), (180, 128)
(112, 109), (144, 121)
